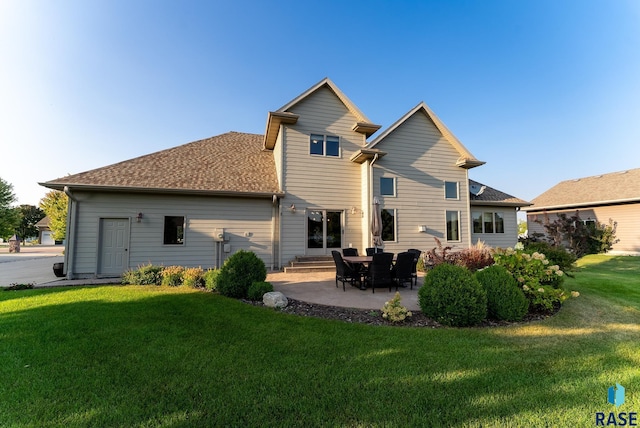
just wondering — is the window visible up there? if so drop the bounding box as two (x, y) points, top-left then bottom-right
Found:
(381, 209), (396, 242)
(380, 177), (396, 196)
(446, 210), (460, 241)
(445, 181), (458, 199)
(164, 216), (184, 245)
(471, 211), (505, 234)
(310, 134), (340, 157)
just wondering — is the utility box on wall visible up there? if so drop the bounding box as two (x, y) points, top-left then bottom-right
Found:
(214, 228), (226, 242)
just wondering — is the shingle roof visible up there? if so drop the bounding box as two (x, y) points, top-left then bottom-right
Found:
(525, 168), (640, 211)
(40, 132), (282, 196)
(469, 179), (531, 207)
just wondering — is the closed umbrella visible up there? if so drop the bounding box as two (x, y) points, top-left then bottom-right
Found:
(371, 197), (383, 249)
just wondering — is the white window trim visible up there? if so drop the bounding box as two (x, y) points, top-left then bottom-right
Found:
(445, 210), (461, 242)
(309, 134), (341, 158)
(444, 181), (459, 200)
(471, 211), (505, 234)
(380, 177), (396, 197)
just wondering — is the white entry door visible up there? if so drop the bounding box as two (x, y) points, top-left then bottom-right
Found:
(98, 218), (130, 276)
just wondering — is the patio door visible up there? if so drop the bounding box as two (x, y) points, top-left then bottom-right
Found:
(307, 210), (342, 255)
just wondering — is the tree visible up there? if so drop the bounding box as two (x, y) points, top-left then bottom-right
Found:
(517, 219), (527, 236)
(39, 190), (68, 241)
(16, 205), (46, 241)
(0, 177), (20, 240)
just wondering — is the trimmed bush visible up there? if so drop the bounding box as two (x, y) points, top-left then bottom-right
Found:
(247, 281), (274, 301)
(419, 264), (487, 327)
(475, 265), (528, 321)
(216, 250), (267, 298)
(523, 241), (576, 276)
(121, 263), (163, 285)
(203, 269), (220, 291)
(182, 267), (205, 288)
(161, 266), (184, 286)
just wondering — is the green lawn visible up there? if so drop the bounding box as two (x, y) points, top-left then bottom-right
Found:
(1, 255), (639, 427)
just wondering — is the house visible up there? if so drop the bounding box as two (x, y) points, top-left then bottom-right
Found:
(40, 78), (530, 279)
(523, 168), (640, 255)
(35, 216), (57, 245)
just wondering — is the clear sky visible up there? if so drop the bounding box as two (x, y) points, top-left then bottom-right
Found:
(2, 0), (639, 207)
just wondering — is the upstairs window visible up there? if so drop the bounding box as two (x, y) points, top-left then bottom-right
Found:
(310, 134), (340, 157)
(445, 181), (459, 200)
(380, 177), (396, 197)
(164, 216), (185, 245)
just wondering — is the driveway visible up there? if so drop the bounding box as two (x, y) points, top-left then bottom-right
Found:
(0, 245), (65, 287)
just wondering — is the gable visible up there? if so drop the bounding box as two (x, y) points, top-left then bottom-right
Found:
(366, 102), (484, 169)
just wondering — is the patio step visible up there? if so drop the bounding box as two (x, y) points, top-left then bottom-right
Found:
(283, 256), (335, 273)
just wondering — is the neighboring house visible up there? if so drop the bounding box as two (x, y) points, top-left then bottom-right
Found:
(524, 168), (640, 255)
(40, 78), (530, 279)
(35, 216), (55, 245)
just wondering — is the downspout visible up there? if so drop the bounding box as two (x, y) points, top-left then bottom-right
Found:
(63, 186), (78, 279)
(368, 154), (380, 248)
(271, 195), (278, 271)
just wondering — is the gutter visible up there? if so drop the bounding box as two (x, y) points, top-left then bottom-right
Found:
(63, 186), (78, 279)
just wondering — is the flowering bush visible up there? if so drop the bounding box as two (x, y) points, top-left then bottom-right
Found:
(161, 265), (184, 286)
(381, 292), (413, 323)
(521, 284), (568, 313)
(182, 267), (205, 288)
(493, 248), (564, 289)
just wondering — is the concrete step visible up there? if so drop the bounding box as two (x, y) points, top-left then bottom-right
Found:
(283, 265), (336, 274)
(289, 261), (334, 268)
(294, 255), (333, 262)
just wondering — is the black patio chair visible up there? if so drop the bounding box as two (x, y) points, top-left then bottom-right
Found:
(342, 248), (364, 283)
(365, 247), (383, 256)
(331, 250), (359, 291)
(407, 249), (422, 287)
(391, 251), (415, 290)
(364, 252), (394, 293)
(342, 248), (358, 256)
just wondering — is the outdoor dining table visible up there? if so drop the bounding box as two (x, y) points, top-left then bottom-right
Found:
(342, 254), (397, 267)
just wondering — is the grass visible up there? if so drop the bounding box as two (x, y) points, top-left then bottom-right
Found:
(0, 255), (639, 427)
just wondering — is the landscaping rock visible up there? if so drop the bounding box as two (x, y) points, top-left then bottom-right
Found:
(263, 291), (288, 308)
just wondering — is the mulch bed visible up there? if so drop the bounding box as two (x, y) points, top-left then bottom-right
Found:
(243, 298), (557, 328)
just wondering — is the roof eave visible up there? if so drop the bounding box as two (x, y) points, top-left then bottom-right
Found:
(456, 158), (486, 169)
(470, 200), (532, 207)
(352, 122), (382, 137)
(349, 148), (388, 164)
(523, 197), (640, 212)
(263, 111), (299, 150)
(39, 182), (285, 199)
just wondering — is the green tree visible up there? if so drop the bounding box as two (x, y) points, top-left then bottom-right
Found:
(0, 177), (20, 240)
(517, 219), (527, 236)
(16, 205), (46, 241)
(39, 190), (68, 241)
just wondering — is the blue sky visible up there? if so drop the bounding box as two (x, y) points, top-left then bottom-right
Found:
(2, 0), (639, 206)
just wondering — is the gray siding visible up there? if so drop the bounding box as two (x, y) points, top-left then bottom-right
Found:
(372, 111), (470, 254)
(527, 203), (640, 254)
(279, 86), (367, 262)
(68, 192), (275, 277)
(470, 205), (519, 249)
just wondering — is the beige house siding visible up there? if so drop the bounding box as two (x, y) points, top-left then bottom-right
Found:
(470, 205), (519, 249)
(527, 203), (640, 254)
(371, 111), (470, 254)
(278, 86), (367, 262)
(66, 192), (275, 278)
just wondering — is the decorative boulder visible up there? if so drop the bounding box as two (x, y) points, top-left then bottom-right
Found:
(263, 291), (288, 308)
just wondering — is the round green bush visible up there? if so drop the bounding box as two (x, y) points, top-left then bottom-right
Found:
(203, 269), (220, 291)
(247, 281), (274, 301)
(418, 263), (487, 327)
(216, 250), (267, 298)
(475, 265), (528, 321)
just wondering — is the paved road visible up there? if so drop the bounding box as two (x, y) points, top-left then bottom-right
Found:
(0, 245), (65, 287)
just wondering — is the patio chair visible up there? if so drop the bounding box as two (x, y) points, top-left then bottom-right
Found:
(365, 247), (383, 256)
(342, 247), (364, 281)
(364, 252), (394, 293)
(391, 251), (415, 290)
(342, 248), (358, 256)
(331, 250), (359, 291)
(407, 249), (422, 287)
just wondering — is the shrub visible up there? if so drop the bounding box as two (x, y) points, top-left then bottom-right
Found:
(182, 267), (205, 288)
(493, 248), (564, 289)
(121, 263), (163, 285)
(522, 285), (567, 314)
(247, 281), (274, 301)
(451, 240), (494, 272)
(522, 241), (576, 275)
(161, 266), (184, 286)
(381, 292), (413, 323)
(419, 264), (487, 327)
(475, 265), (528, 321)
(216, 250), (267, 298)
(203, 269), (220, 291)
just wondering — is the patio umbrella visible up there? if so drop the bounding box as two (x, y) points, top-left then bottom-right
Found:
(371, 197), (383, 249)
